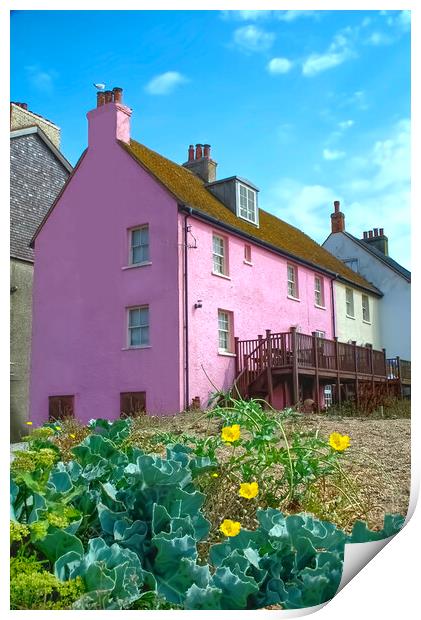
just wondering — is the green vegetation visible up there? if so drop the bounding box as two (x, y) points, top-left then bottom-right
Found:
(11, 399), (405, 610)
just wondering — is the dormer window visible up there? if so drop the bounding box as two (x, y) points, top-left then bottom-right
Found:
(237, 182), (258, 225)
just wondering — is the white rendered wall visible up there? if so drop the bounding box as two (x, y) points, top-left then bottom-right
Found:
(333, 281), (381, 349)
(324, 233), (410, 359)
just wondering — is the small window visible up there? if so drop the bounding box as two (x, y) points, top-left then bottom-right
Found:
(315, 330), (326, 339)
(344, 258), (359, 273)
(237, 183), (257, 224)
(128, 306), (149, 347)
(49, 395), (74, 421)
(362, 294), (370, 322)
(345, 288), (354, 317)
(287, 264), (298, 298)
(120, 392), (146, 418)
(314, 276), (324, 307)
(212, 234), (228, 276)
(218, 309), (233, 353)
(244, 244), (252, 263)
(130, 225), (149, 265)
(324, 385), (333, 408)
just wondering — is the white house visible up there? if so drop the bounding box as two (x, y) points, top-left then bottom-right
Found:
(323, 202), (410, 360)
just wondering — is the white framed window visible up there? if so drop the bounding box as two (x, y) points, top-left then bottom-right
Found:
(237, 182), (258, 225)
(314, 276), (324, 307)
(244, 244), (252, 263)
(345, 288), (354, 317)
(130, 225), (149, 265)
(218, 309), (233, 353)
(212, 234), (228, 276)
(128, 306), (149, 347)
(324, 385), (333, 408)
(287, 264), (298, 298)
(315, 330), (326, 339)
(362, 294), (370, 322)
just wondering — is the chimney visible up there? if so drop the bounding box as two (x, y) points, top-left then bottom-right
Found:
(330, 200), (345, 233)
(361, 227), (389, 255)
(363, 231), (368, 240)
(182, 142), (217, 183)
(87, 86), (132, 149)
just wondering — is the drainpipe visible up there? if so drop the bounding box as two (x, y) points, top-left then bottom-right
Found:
(331, 275), (338, 339)
(183, 210), (192, 410)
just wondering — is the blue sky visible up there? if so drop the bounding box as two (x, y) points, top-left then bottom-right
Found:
(10, 9), (411, 268)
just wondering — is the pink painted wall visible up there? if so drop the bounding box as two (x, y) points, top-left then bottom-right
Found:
(182, 215), (334, 408)
(29, 103), (182, 425)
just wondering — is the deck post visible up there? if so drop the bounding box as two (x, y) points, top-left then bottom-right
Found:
(291, 326), (299, 406)
(234, 337), (240, 375)
(266, 329), (274, 406)
(368, 344), (375, 401)
(396, 356), (403, 398)
(352, 340), (359, 409)
(312, 331), (320, 413)
(383, 349), (389, 396)
(334, 336), (341, 407)
(258, 334), (263, 373)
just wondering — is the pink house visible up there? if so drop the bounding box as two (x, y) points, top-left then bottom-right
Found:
(29, 89), (381, 424)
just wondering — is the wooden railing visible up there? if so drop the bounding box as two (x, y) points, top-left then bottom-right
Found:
(387, 357), (411, 381)
(234, 328), (392, 397)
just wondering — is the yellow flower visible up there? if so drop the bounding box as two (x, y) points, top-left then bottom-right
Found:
(221, 424), (241, 443)
(329, 432), (351, 452)
(211, 472), (219, 478)
(55, 426), (61, 431)
(239, 481), (259, 499)
(70, 434), (76, 439)
(26, 421), (33, 426)
(219, 519), (241, 537)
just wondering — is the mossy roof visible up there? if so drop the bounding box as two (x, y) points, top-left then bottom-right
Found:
(121, 139), (381, 295)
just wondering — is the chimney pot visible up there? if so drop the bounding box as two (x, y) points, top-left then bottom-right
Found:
(374, 227), (379, 237)
(379, 227), (384, 236)
(188, 144), (195, 162)
(16, 102), (28, 110)
(334, 200), (340, 213)
(195, 143), (203, 160)
(97, 91), (105, 107)
(368, 230), (373, 238)
(104, 90), (113, 104)
(112, 87), (123, 103)
(203, 144), (211, 159)
(363, 231), (368, 239)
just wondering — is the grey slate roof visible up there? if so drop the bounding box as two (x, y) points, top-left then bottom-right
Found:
(343, 231), (411, 282)
(10, 127), (71, 262)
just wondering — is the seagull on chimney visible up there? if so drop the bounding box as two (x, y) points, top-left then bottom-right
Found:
(93, 83), (106, 91)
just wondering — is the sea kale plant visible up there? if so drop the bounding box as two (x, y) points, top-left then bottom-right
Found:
(10, 412), (405, 610)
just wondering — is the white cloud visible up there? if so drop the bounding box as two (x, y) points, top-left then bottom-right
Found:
(25, 65), (57, 93)
(338, 120), (354, 130)
(302, 30), (355, 76)
(264, 118), (411, 268)
(323, 148), (346, 161)
(233, 25), (275, 52)
(267, 57), (293, 74)
(365, 31), (393, 46)
(145, 71), (188, 95)
(221, 10), (317, 22)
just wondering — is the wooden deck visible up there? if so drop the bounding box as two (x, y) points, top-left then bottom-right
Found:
(234, 327), (410, 409)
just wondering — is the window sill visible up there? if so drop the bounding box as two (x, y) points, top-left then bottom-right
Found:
(122, 345), (151, 350)
(363, 320), (372, 325)
(212, 271), (231, 280)
(314, 304), (326, 310)
(243, 260), (253, 266)
(287, 295), (300, 302)
(346, 314), (356, 320)
(122, 262), (152, 270)
(218, 351), (236, 357)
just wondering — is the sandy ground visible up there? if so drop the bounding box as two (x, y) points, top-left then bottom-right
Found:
(294, 416), (411, 526)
